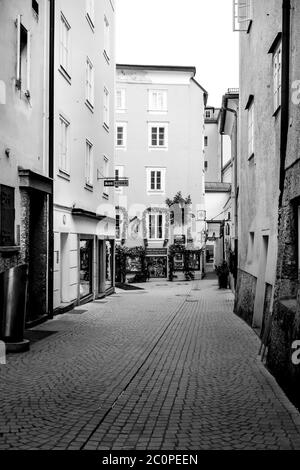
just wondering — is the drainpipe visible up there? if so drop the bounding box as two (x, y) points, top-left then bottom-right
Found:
(279, 0), (291, 207)
(48, 0), (55, 318)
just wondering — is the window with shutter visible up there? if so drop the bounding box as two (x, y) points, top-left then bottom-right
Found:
(0, 185), (15, 246)
(233, 0), (252, 32)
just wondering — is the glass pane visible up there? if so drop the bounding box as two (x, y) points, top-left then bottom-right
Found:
(80, 240), (93, 298)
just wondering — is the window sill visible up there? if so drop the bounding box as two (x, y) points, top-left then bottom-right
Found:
(0, 246), (20, 256)
(273, 105), (281, 118)
(103, 123), (110, 133)
(86, 13), (95, 32)
(85, 100), (94, 113)
(58, 170), (70, 181)
(85, 183), (93, 192)
(103, 50), (110, 65)
(148, 109), (168, 114)
(116, 146), (126, 151)
(247, 20), (253, 34)
(148, 146), (168, 151)
(59, 66), (71, 85)
(116, 109), (127, 114)
(147, 190), (165, 195)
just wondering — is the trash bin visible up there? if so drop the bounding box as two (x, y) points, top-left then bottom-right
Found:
(0, 264), (30, 352)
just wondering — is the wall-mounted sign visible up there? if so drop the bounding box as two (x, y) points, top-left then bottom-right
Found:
(146, 248), (168, 257)
(104, 178), (129, 188)
(197, 210), (206, 221)
(174, 235), (186, 245)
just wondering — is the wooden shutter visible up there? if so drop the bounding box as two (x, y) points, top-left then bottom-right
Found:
(0, 185), (15, 246)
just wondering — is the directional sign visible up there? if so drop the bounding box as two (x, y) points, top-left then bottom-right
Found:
(104, 179), (129, 188)
(104, 180), (115, 187)
(115, 179), (129, 187)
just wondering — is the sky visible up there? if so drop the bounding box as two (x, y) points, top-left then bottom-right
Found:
(115, 0), (239, 106)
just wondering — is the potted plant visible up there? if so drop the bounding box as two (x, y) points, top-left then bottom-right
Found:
(215, 261), (229, 289)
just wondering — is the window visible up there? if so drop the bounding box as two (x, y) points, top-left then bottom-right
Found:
(204, 136), (208, 147)
(59, 115), (70, 174)
(86, 57), (94, 107)
(16, 18), (31, 93)
(149, 123), (168, 149)
(148, 90), (167, 112)
(32, 0), (39, 16)
(60, 13), (71, 77)
(273, 42), (282, 112)
(233, 0), (252, 32)
(103, 87), (110, 129)
(147, 168), (166, 193)
(116, 89), (126, 111)
(102, 156), (109, 197)
(116, 123), (127, 148)
(148, 214), (164, 240)
(104, 15), (110, 61)
(85, 140), (93, 187)
(0, 185), (15, 246)
(204, 161), (208, 171)
(205, 110), (212, 118)
(86, 0), (94, 28)
(248, 101), (254, 158)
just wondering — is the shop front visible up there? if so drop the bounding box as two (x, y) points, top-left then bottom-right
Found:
(79, 238), (93, 300)
(146, 248), (168, 279)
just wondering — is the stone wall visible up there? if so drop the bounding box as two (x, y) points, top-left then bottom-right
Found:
(234, 269), (257, 326)
(267, 298), (300, 410)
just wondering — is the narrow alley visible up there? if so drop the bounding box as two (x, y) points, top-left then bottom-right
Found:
(1, 275), (300, 451)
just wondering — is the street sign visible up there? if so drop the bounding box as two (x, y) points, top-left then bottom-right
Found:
(104, 179), (129, 188)
(115, 179), (129, 187)
(104, 180), (115, 187)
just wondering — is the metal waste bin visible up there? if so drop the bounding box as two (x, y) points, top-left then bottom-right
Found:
(0, 264), (29, 351)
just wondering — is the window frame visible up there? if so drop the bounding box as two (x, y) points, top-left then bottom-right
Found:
(58, 114), (70, 175)
(273, 41), (282, 114)
(103, 15), (110, 62)
(86, 0), (95, 29)
(85, 56), (94, 108)
(103, 87), (110, 130)
(116, 122), (127, 149)
(148, 123), (168, 150)
(59, 12), (71, 79)
(102, 155), (109, 198)
(247, 101), (254, 159)
(85, 140), (94, 188)
(148, 89), (168, 113)
(147, 213), (165, 240)
(16, 17), (31, 93)
(116, 89), (126, 112)
(146, 168), (166, 193)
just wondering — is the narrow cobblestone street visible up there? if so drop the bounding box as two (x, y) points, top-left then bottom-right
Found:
(1, 275), (300, 450)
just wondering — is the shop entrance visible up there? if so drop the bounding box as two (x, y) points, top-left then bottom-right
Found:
(79, 239), (93, 299)
(146, 256), (167, 278)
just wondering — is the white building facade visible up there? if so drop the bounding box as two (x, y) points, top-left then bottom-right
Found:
(53, 0), (116, 311)
(0, 0), (52, 326)
(115, 65), (207, 280)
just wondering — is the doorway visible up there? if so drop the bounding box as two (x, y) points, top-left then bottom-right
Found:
(79, 239), (93, 299)
(60, 233), (69, 303)
(253, 235), (269, 331)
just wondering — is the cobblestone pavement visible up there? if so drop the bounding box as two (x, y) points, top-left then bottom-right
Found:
(1, 276), (300, 450)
